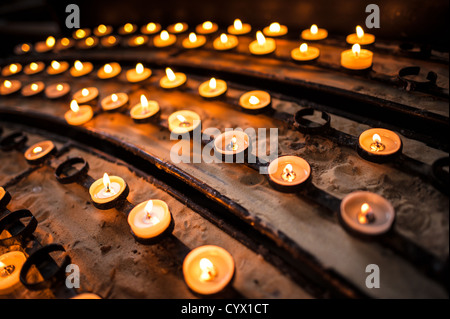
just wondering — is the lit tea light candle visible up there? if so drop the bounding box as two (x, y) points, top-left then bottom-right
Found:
(183, 245), (235, 296)
(126, 63), (152, 83)
(118, 23), (137, 35)
(1, 63), (22, 77)
(24, 61), (45, 75)
(268, 155), (311, 192)
(72, 87), (99, 105)
(101, 93), (129, 112)
(70, 60), (94, 77)
(0, 80), (21, 96)
(291, 43), (320, 62)
(263, 22), (288, 37)
(21, 81), (45, 97)
(55, 37), (75, 51)
(160, 67), (187, 89)
(24, 140), (56, 164)
(101, 35), (119, 48)
(97, 62), (122, 79)
(153, 30), (177, 48)
(64, 100), (94, 126)
(198, 77), (227, 99)
(46, 60), (69, 75)
(128, 200), (172, 241)
(346, 25), (375, 45)
(141, 22), (161, 35)
(14, 43), (31, 55)
(94, 24), (113, 37)
(301, 24), (328, 41)
(167, 22), (188, 34)
(195, 21), (219, 35)
(89, 172), (128, 209)
(73, 28), (91, 40)
(78, 36), (99, 49)
(340, 191), (395, 236)
(214, 130), (250, 160)
(34, 36), (55, 53)
(168, 110), (201, 135)
(128, 35), (149, 47)
(213, 33), (239, 51)
(239, 90), (271, 113)
(45, 82), (70, 99)
(0, 251), (27, 295)
(130, 95), (160, 123)
(182, 32), (206, 49)
(249, 31), (276, 55)
(227, 19), (251, 35)
(358, 128), (402, 162)
(340, 44), (373, 70)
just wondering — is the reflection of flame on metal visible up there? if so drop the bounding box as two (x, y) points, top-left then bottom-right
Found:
(281, 164), (296, 182)
(358, 203), (375, 224)
(199, 258), (217, 281)
(370, 134), (385, 152)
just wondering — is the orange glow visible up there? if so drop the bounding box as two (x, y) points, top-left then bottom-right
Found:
(56, 84), (64, 91)
(46, 36), (55, 47)
(61, 38), (70, 46)
(202, 21), (213, 30)
(85, 37), (94, 46)
(4, 80), (12, 88)
(75, 29), (86, 38)
(9, 64), (18, 73)
(21, 43), (30, 52)
(30, 63), (38, 71)
(31, 83), (39, 91)
(98, 24), (107, 33)
(146, 23), (156, 32)
(174, 23), (184, 32)
(124, 23), (134, 33)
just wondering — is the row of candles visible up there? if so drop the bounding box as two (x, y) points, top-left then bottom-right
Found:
(12, 22), (375, 70)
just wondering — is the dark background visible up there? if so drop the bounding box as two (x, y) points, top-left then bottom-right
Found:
(0, 0), (448, 57)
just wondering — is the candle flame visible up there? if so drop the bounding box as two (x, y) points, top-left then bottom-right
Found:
(31, 83), (39, 91)
(74, 60), (83, 71)
(160, 30), (169, 41)
(177, 114), (187, 122)
(166, 68), (176, 82)
(30, 62), (38, 71)
(234, 19), (242, 30)
(140, 94), (149, 108)
(249, 95), (260, 105)
(372, 134), (381, 143)
(4, 80), (11, 88)
(135, 36), (145, 45)
(46, 36), (55, 47)
(202, 21), (213, 30)
(21, 43), (30, 52)
(230, 135), (238, 151)
(281, 163), (296, 182)
(220, 33), (228, 43)
(361, 203), (371, 214)
(76, 29), (86, 39)
(358, 202), (374, 224)
(136, 63), (144, 74)
(356, 25), (364, 39)
(111, 94), (118, 102)
(33, 146), (43, 154)
(98, 24), (107, 33)
(51, 60), (60, 70)
(269, 22), (281, 33)
(300, 43), (308, 53)
(107, 36), (116, 44)
(199, 258), (217, 281)
(9, 64), (18, 73)
(0, 261), (4, 269)
(284, 164), (293, 173)
(147, 23), (156, 32)
(352, 44), (361, 57)
(124, 23), (134, 33)
(61, 38), (70, 46)
(145, 200), (153, 214)
(81, 88), (89, 97)
(85, 37), (94, 46)
(70, 100), (80, 113)
(256, 31), (266, 46)
(310, 24), (318, 35)
(56, 84), (64, 91)
(174, 23), (184, 32)
(189, 32), (197, 43)
(103, 172), (111, 191)
(104, 64), (112, 74)
(209, 77), (217, 90)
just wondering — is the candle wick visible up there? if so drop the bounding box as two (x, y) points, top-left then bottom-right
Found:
(0, 264), (15, 277)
